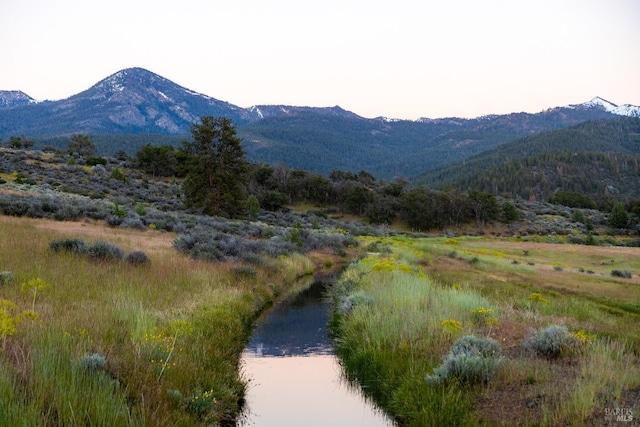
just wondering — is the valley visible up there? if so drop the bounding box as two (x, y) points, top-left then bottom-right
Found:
(1, 68), (639, 425)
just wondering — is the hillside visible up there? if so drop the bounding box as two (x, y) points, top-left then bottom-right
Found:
(239, 106), (620, 178)
(416, 116), (640, 203)
(1, 67), (639, 179)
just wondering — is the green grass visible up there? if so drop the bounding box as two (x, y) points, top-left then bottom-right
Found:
(0, 216), (318, 425)
(332, 254), (500, 425)
(331, 236), (640, 426)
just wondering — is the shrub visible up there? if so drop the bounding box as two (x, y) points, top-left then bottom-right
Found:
(522, 325), (578, 359)
(86, 157), (107, 166)
(190, 242), (224, 262)
(426, 335), (502, 385)
(120, 216), (146, 230)
(110, 168), (127, 182)
(134, 203), (147, 216)
(112, 203), (127, 218)
(469, 307), (498, 326)
(173, 234), (198, 253)
(0, 271), (13, 285)
(611, 270), (632, 279)
(527, 292), (548, 303)
(571, 209), (586, 224)
(105, 215), (124, 227)
(126, 251), (150, 266)
(49, 238), (87, 254)
(78, 352), (107, 371)
(230, 265), (256, 279)
(441, 319), (464, 335)
(336, 291), (372, 316)
(366, 240), (392, 254)
(86, 241), (125, 261)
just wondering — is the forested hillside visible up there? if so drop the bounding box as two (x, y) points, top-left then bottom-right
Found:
(417, 117), (640, 204)
(238, 107), (617, 179)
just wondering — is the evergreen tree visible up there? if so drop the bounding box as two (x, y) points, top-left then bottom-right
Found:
(135, 144), (177, 177)
(608, 203), (629, 229)
(181, 116), (248, 217)
(502, 202), (519, 223)
(467, 190), (499, 225)
(67, 134), (96, 158)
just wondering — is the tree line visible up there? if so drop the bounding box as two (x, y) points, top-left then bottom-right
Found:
(124, 116), (511, 230)
(6, 116), (638, 231)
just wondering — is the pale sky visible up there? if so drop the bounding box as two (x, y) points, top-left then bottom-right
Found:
(1, 0), (639, 120)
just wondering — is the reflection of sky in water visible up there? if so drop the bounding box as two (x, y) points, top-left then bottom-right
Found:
(240, 280), (394, 426)
(240, 355), (393, 426)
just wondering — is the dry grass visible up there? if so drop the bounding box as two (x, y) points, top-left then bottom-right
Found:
(0, 215), (321, 425)
(428, 238), (640, 425)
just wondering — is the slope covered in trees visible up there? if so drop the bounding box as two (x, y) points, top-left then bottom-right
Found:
(416, 117), (640, 205)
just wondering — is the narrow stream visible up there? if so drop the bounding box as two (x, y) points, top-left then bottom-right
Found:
(239, 275), (394, 426)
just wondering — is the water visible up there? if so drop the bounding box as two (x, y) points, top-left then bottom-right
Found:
(239, 277), (394, 426)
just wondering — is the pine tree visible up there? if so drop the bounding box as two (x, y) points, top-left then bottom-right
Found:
(181, 116), (247, 217)
(608, 203), (629, 229)
(67, 134), (96, 157)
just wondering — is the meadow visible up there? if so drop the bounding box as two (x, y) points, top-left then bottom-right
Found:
(0, 215), (336, 425)
(330, 235), (640, 426)
(2, 146), (640, 425)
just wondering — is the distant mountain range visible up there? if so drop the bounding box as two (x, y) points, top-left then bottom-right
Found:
(1, 67), (639, 179)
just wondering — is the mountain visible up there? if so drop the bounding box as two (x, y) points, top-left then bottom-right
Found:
(0, 90), (36, 109)
(238, 103), (621, 178)
(414, 116), (640, 202)
(567, 96), (640, 118)
(246, 104), (360, 120)
(1, 67), (639, 179)
(0, 67), (254, 137)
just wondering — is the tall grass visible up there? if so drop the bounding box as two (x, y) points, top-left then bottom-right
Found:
(331, 252), (499, 425)
(543, 339), (640, 424)
(0, 328), (138, 426)
(331, 236), (640, 426)
(0, 216), (321, 425)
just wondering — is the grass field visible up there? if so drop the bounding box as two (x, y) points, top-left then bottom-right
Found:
(0, 215), (326, 425)
(331, 235), (640, 426)
(2, 213), (639, 426)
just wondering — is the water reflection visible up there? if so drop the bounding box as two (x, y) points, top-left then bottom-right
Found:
(244, 282), (333, 357)
(239, 279), (394, 426)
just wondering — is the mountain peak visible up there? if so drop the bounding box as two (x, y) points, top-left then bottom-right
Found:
(0, 90), (36, 109)
(88, 67), (173, 97)
(586, 96), (617, 109)
(567, 97), (640, 118)
(40, 67), (252, 134)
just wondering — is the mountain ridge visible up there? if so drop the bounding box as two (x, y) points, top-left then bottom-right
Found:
(1, 67), (638, 179)
(1, 67), (639, 122)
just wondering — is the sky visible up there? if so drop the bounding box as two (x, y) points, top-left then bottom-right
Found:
(1, 0), (639, 120)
